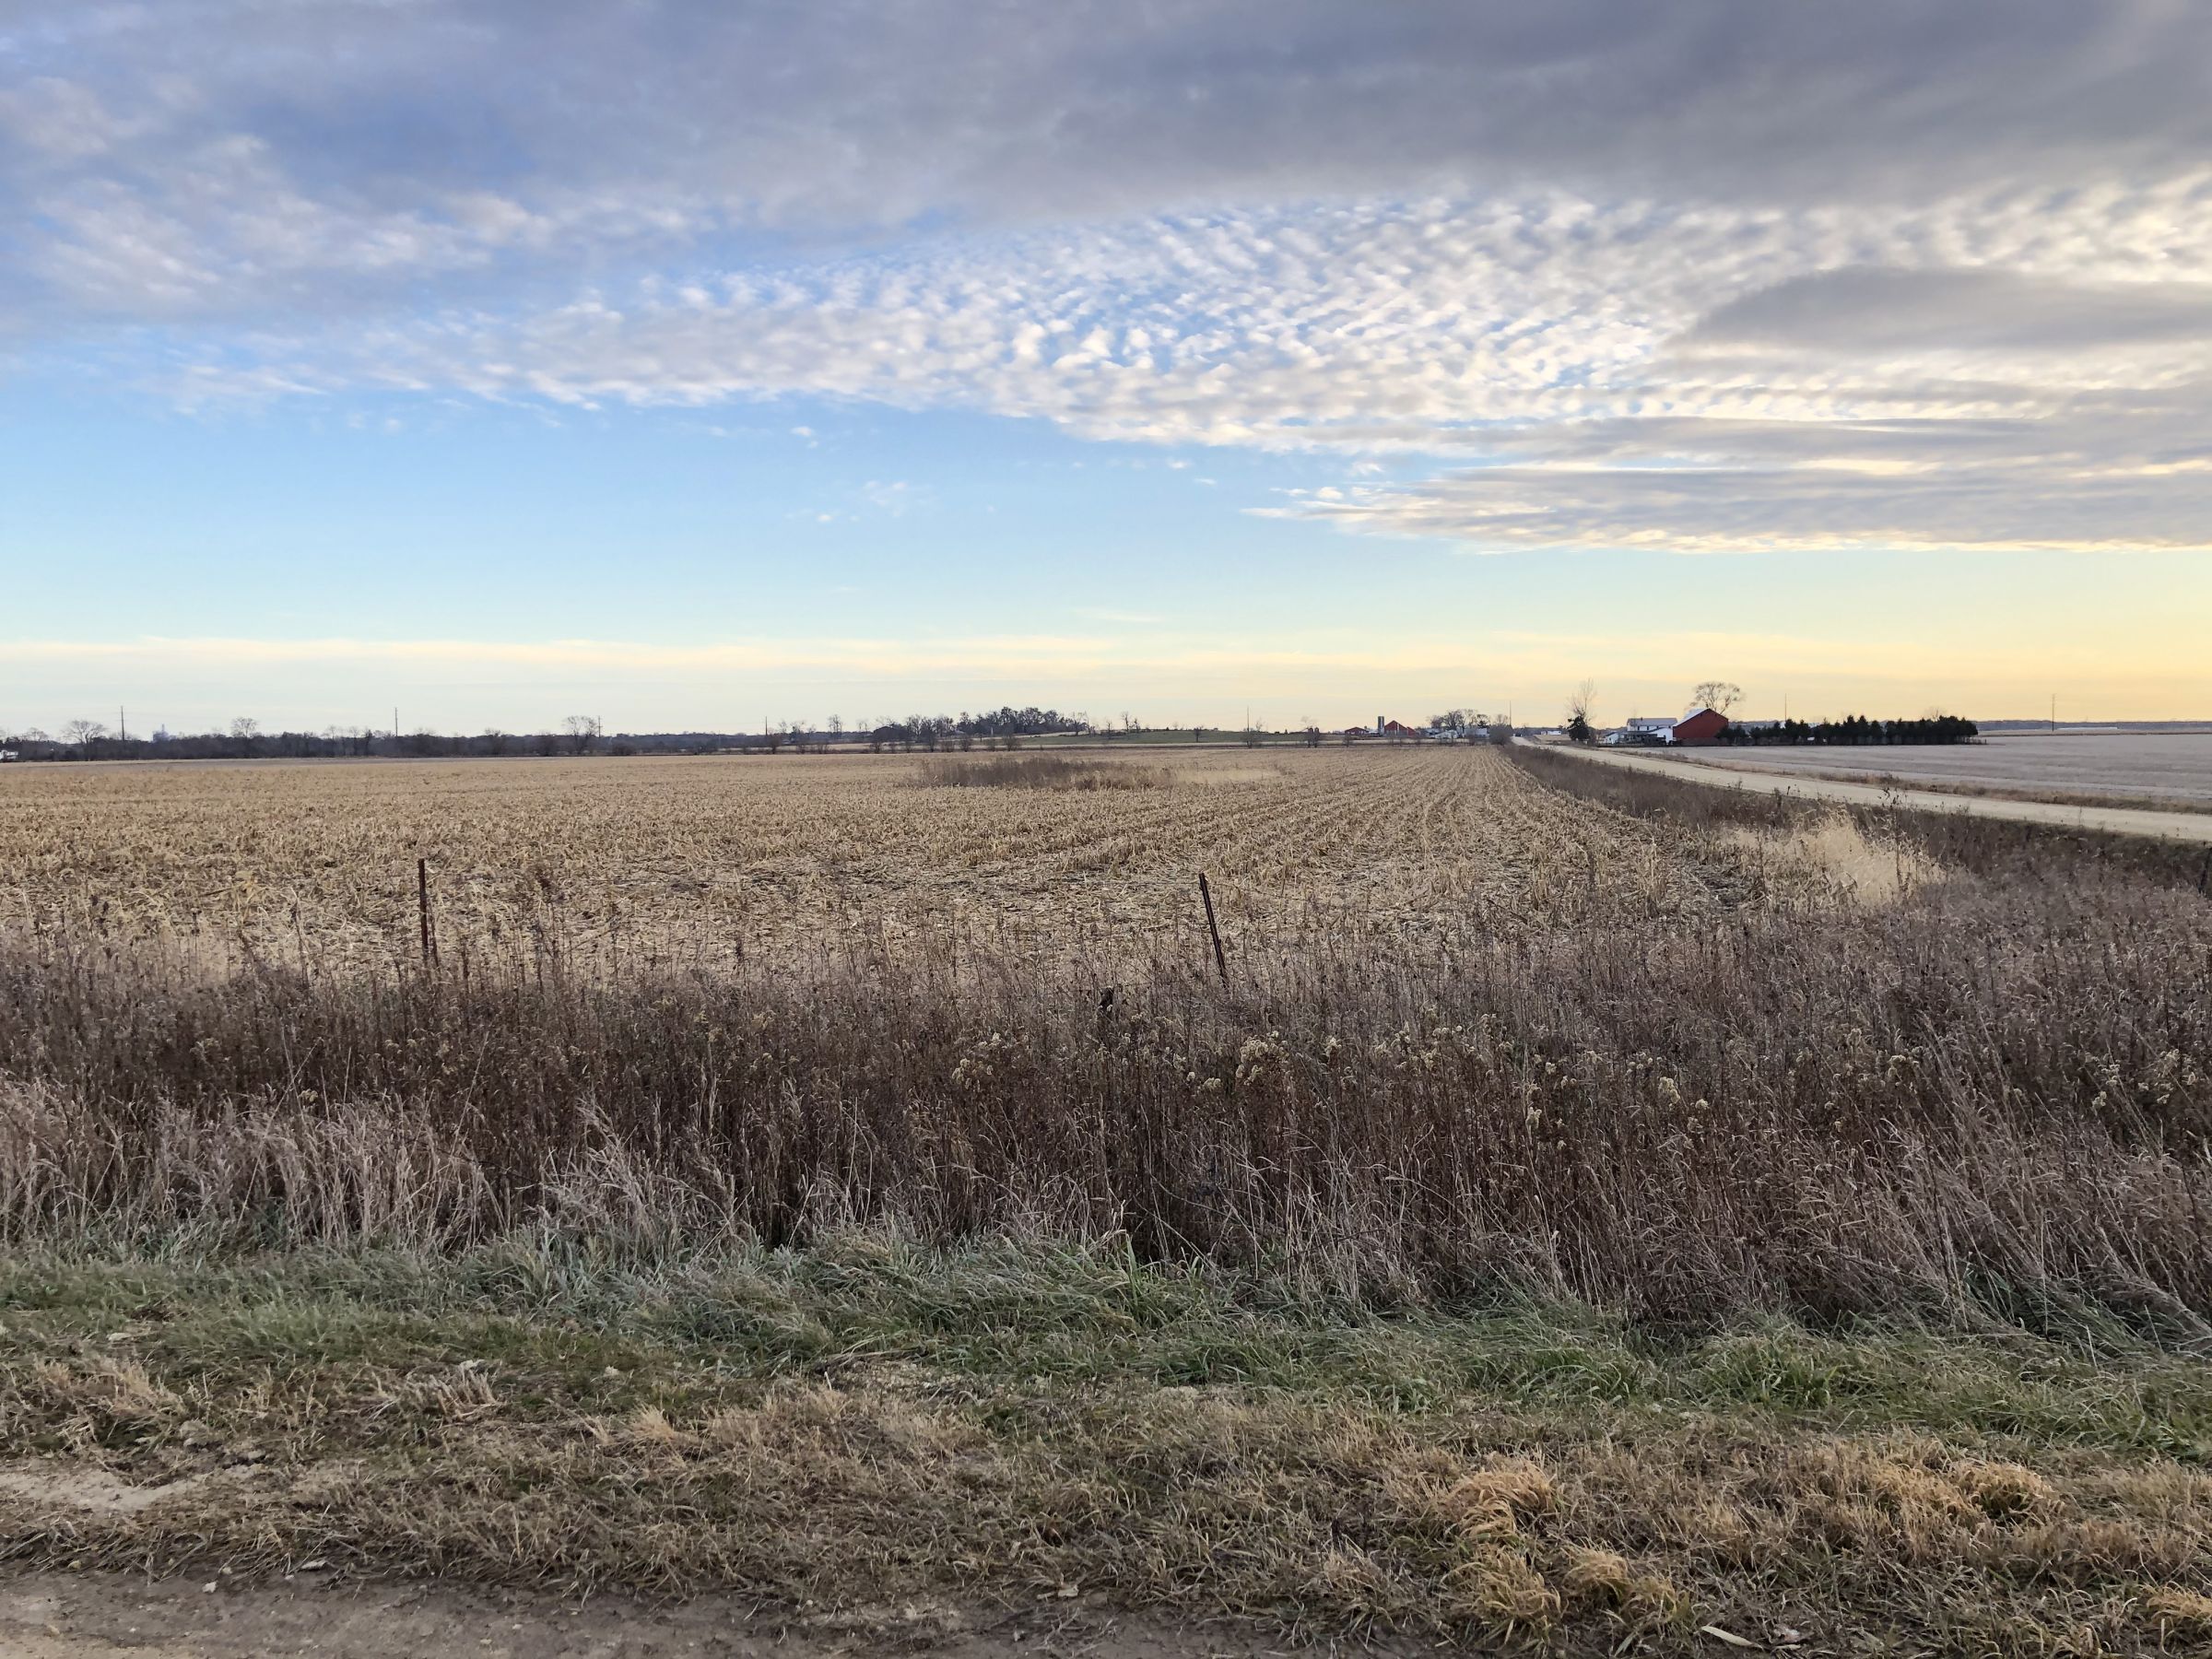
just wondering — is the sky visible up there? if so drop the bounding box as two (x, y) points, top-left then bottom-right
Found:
(4, 0), (2209, 735)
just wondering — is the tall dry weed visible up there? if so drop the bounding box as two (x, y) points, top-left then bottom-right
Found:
(3, 747), (2208, 1332)
(3, 847), (2207, 1330)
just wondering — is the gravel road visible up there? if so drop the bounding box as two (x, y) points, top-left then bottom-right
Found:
(1542, 744), (2212, 845)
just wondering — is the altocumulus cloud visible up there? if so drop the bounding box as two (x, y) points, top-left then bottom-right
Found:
(6, 0), (2212, 552)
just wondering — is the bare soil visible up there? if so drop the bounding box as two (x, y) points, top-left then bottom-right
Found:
(0, 1570), (1344, 1659)
(0, 1460), (1354, 1653)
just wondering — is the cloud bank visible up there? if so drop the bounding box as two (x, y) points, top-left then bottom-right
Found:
(6, 0), (2212, 552)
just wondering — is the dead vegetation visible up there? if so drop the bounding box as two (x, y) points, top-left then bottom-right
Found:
(1722, 812), (1940, 907)
(5, 824), (2211, 1326)
(3, 745), (2211, 1649)
(913, 751), (1173, 790)
(0, 747), (1728, 976)
(3, 1239), (2210, 1653)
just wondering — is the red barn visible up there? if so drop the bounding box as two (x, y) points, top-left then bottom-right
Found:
(1670, 707), (1730, 746)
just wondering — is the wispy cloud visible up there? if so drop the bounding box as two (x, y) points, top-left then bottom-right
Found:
(6, 3), (2212, 554)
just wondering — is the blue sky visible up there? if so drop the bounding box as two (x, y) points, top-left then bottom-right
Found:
(6, 2), (2210, 734)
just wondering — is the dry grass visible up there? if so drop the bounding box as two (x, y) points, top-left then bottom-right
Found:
(913, 751), (1173, 790)
(2, 865), (2209, 1326)
(0, 747), (2208, 1325)
(3, 1240), (2210, 1652)
(1724, 811), (1940, 907)
(5, 744), (2212, 1647)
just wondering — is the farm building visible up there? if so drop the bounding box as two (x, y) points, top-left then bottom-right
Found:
(1613, 708), (1731, 746)
(1669, 707), (1729, 745)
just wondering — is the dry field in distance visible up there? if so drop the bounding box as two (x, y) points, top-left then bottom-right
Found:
(1661, 730), (2212, 810)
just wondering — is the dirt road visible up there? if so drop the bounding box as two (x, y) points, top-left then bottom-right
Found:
(1594, 731), (2212, 806)
(1540, 743), (2212, 844)
(0, 1571), (1349, 1659)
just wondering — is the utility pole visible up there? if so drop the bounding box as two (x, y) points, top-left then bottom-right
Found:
(2050, 692), (2056, 735)
(118, 705), (126, 743)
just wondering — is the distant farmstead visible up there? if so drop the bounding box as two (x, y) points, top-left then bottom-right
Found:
(1610, 707), (1731, 747)
(1670, 707), (1729, 746)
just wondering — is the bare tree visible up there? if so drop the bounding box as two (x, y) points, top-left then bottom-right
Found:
(1692, 680), (1745, 716)
(229, 716), (261, 741)
(826, 714), (845, 744)
(60, 718), (108, 756)
(904, 713), (955, 752)
(1565, 680), (1597, 745)
(562, 714), (603, 755)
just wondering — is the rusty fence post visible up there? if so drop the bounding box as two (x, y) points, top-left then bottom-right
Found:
(1199, 873), (1229, 990)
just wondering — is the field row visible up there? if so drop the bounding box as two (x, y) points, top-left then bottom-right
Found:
(1, 747), (1749, 974)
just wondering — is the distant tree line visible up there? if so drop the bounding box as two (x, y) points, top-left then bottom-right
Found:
(961, 705), (1089, 737)
(867, 707), (1090, 751)
(4, 717), (625, 762)
(1, 707), (1108, 763)
(1722, 714), (1979, 747)
(1426, 708), (1494, 732)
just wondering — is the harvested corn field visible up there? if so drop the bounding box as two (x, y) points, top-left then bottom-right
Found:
(2, 741), (2205, 1323)
(3, 747), (1755, 976)
(5, 747), (2212, 1654)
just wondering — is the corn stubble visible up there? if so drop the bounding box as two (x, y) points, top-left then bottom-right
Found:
(3, 745), (2210, 1650)
(3, 746), (2205, 1325)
